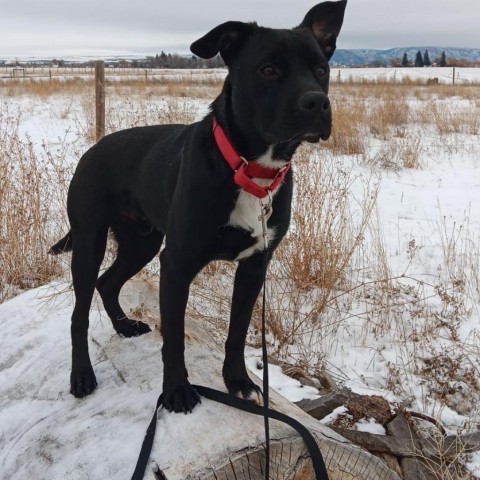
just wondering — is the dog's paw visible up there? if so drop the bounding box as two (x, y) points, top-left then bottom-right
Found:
(70, 365), (97, 398)
(113, 318), (151, 338)
(162, 382), (201, 414)
(225, 377), (262, 404)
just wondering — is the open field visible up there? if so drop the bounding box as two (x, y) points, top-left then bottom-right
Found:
(1, 69), (480, 477)
(2, 65), (480, 87)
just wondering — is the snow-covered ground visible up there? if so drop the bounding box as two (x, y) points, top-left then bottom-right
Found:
(0, 280), (327, 479)
(332, 66), (480, 85)
(1, 69), (480, 478)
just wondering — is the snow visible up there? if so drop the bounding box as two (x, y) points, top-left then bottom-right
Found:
(2, 67), (480, 477)
(245, 354), (320, 403)
(319, 406), (349, 426)
(0, 284), (159, 478)
(469, 453), (480, 478)
(332, 66), (480, 85)
(355, 418), (386, 436)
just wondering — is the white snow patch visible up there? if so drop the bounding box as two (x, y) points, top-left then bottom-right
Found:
(245, 352), (320, 403)
(355, 418), (386, 435)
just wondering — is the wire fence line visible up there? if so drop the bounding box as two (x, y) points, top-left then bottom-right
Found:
(2, 65), (480, 86)
(0, 66), (228, 84)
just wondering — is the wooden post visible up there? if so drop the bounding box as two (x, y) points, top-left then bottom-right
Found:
(453, 66), (456, 85)
(95, 60), (105, 142)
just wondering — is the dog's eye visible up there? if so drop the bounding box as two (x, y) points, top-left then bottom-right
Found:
(260, 65), (278, 77)
(315, 66), (329, 77)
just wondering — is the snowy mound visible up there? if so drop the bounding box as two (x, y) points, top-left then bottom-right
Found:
(0, 280), (400, 479)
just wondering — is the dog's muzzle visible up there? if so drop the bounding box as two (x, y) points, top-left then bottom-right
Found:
(297, 92), (332, 142)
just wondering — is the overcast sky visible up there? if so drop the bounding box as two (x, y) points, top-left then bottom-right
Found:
(1, 0), (479, 59)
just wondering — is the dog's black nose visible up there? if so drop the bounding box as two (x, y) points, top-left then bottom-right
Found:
(298, 92), (330, 113)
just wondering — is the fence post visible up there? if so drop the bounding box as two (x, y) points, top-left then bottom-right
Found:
(95, 60), (105, 142)
(452, 66), (456, 85)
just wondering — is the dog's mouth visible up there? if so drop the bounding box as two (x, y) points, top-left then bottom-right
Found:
(282, 131), (330, 143)
(300, 124), (332, 142)
(265, 128), (331, 145)
(302, 132), (329, 142)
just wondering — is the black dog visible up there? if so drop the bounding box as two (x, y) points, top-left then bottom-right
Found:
(50, 0), (346, 413)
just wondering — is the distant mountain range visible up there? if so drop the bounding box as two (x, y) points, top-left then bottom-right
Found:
(331, 47), (480, 66)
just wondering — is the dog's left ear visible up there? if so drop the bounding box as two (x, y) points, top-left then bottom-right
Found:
(297, 0), (347, 60)
(190, 21), (256, 65)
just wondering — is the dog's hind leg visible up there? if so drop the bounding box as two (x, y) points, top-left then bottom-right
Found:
(70, 223), (109, 398)
(97, 223), (163, 337)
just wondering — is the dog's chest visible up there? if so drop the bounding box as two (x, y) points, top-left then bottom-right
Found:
(228, 190), (274, 260)
(227, 148), (285, 261)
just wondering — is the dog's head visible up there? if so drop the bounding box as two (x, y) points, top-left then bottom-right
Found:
(191, 0), (347, 145)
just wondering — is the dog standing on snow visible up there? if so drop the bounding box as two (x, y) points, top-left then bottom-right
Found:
(50, 0), (347, 413)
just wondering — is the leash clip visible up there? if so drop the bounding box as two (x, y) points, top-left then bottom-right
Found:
(259, 191), (273, 249)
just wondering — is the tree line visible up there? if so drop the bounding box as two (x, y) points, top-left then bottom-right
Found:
(7, 53), (225, 69)
(400, 50), (447, 67)
(143, 52), (224, 69)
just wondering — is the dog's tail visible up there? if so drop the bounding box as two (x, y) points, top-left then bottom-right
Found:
(49, 231), (73, 255)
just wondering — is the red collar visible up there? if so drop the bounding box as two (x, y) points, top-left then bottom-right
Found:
(212, 117), (290, 199)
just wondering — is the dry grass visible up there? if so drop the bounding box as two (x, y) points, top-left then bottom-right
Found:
(365, 135), (423, 170)
(368, 98), (409, 139)
(1, 77), (91, 98)
(266, 146), (379, 356)
(324, 97), (368, 155)
(0, 75), (223, 99)
(0, 104), (73, 302)
(410, 427), (476, 480)
(429, 102), (480, 136)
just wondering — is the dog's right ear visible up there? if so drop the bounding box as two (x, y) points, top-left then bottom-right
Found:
(190, 21), (255, 65)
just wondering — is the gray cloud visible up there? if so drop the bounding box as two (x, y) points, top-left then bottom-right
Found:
(1, 0), (479, 58)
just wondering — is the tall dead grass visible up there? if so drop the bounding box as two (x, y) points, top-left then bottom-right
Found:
(324, 97), (367, 155)
(264, 146), (379, 357)
(1, 77), (91, 98)
(0, 75), (222, 100)
(429, 102), (480, 136)
(0, 104), (73, 301)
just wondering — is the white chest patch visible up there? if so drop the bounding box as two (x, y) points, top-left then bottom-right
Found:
(228, 147), (287, 261)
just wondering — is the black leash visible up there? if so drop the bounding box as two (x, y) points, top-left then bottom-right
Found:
(261, 310), (272, 476)
(131, 206), (330, 480)
(131, 385), (329, 480)
(260, 222), (271, 480)
(131, 393), (165, 480)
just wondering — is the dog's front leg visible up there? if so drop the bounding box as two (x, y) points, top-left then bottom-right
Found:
(223, 253), (269, 402)
(160, 249), (201, 413)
